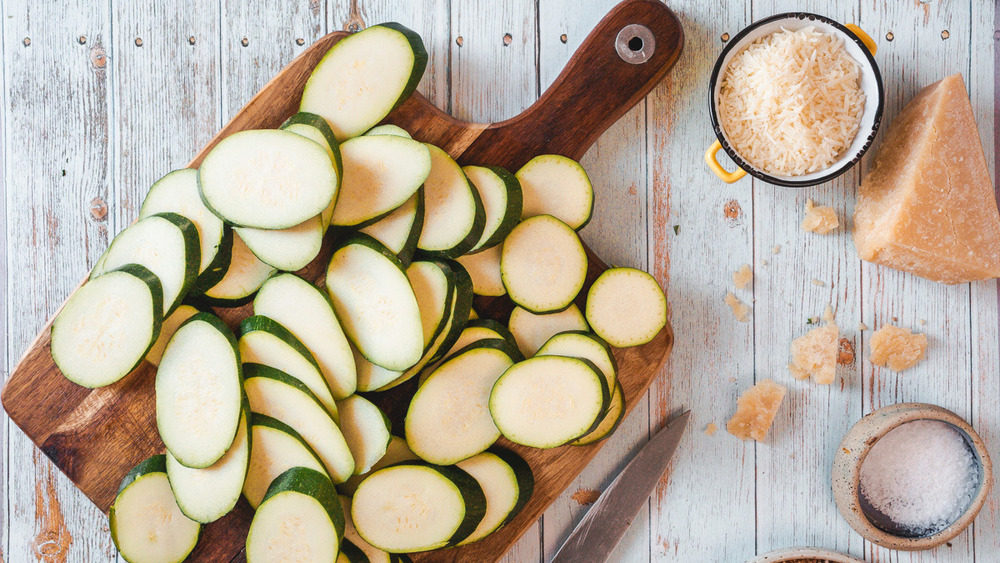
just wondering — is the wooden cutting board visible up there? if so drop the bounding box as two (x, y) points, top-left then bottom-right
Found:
(1, 0), (681, 561)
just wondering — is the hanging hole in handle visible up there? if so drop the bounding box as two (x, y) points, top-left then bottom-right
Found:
(616, 24), (655, 64)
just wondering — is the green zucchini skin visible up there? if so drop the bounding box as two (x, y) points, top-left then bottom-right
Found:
(280, 111), (344, 218)
(190, 225), (233, 295)
(395, 188), (425, 267)
(150, 211), (202, 314)
(243, 363), (329, 407)
(572, 380), (625, 446)
(464, 319), (518, 348)
(487, 447), (535, 528)
(180, 312), (242, 365)
(338, 540), (370, 563)
(336, 233), (409, 273)
(238, 315), (324, 373)
(427, 260), (473, 364)
(467, 165), (523, 253)
(372, 23), (428, 120)
(259, 466), (346, 543)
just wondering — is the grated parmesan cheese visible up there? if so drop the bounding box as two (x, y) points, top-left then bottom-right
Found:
(733, 264), (753, 289)
(725, 292), (751, 322)
(718, 27), (866, 176)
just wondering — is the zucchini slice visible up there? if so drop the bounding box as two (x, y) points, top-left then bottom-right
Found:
(536, 330), (617, 392)
(198, 129), (338, 229)
(463, 165), (522, 252)
(200, 231), (276, 307)
(325, 235), (424, 371)
(418, 320), (516, 386)
(279, 111), (344, 230)
(239, 315), (339, 418)
(234, 215), (325, 272)
(246, 467), (345, 562)
(338, 435), (417, 497)
(406, 340), (521, 465)
(455, 448), (534, 545)
(146, 304), (201, 367)
(516, 154), (594, 230)
(352, 461), (486, 552)
(508, 304), (589, 357)
(244, 413), (329, 509)
(300, 23), (427, 141)
(490, 356), (609, 448)
(456, 243), (505, 297)
(585, 267), (668, 347)
(156, 313), (242, 468)
(253, 273), (357, 399)
(572, 380), (625, 446)
(109, 455), (200, 563)
(166, 401), (251, 523)
(92, 212), (200, 316)
(406, 261), (454, 352)
(333, 135), (430, 228)
(352, 343), (403, 393)
(138, 169), (227, 291)
(365, 124), (412, 138)
(339, 495), (396, 563)
(338, 540), (370, 563)
(358, 188), (424, 266)
(52, 264), (163, 388)
(417, 144), (485, 258)
(501, 215), (587, 313)
(243, 363), (355, 483)
(336, 394), (391, 475)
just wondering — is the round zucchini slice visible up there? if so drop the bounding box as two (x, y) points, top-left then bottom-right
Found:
(501, 215), (587, 313)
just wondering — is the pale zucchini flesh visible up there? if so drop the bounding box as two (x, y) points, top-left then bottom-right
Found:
(406, 261), (453, 351)
(418, 320), (515, 385)
(340, 495), (394, 563)
(536, 330), (617, 391)
(358, 188), (424, 266)
(572, 380), (625, 446)
(456, 243), (506, 297)
(455, 451), (522, 545)
(244, 413), (329, 509)
(352, 342), (403, 392)
(586, 267), (668, 347)
(234, 214), (325, 272)
(201, 231), (276, 306)
(146, 304), (200, 367)
(463, 165), (522, 252)
(338, 435), (417, 497)
(508, 304), (589, 357)
(336, 394), (392, 475)
(333, 135), (430, 227)
(501, 215), (588, 313)
(417, 144), (485, 257)
(365, 123), (412, 138)
(516, 154), (594, 230)
(279, 112), (344, 230)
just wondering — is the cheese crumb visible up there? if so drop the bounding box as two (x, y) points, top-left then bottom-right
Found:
(858, 322), (868, 331)
(822, 304), (835, 324)
(870, 324), (928, 372)
(760, 259), (769, 266)
(788, 323), (839, 384)
(727, 380), (787, 441)
(725, 292), (751, 322)
(772, 244), (782, 255)
(801, 199), (840, 234)
(733, 264), (753, 289)
(705, 423), (718, 436)
(812, 279), (826, 287)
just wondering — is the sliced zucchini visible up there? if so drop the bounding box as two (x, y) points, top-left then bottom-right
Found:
(501, 215), (587, 313)
(146, 304), (201, 367)
(490, 356), (609, 448)
(239, 315), (339, 418)
(166, 401), (251, 523)
(456, 243), (505, 297)
(337, 394), (391, 475)
(109, 455), (200, 563)
(406, 261), (454, 351)
(340, 495), (394, 563)
(253, 273), (357, 399)
(200, 231), (276, 307)
(417, 144), (485, 258)
(358, 188), (424, 266)
(418, 320), (516, 386)
(338, 540), (370, 563)
(536, 330), (617, 392)
(572, 380), (625, 446)
(244, 413), (329, 509)
(325, 235), (424, 371)
(508, 304), (589, 357)
(138, 168), (227, 291)
(406, 340), (520, 465)
(198, 129), (338, 229)
(463, 165), (522, 252)
(338, 436), (417, 497)
(300, 23), (428, 141)
(365, 124), (412, 138)
(352, 343), (403, 393)
(455, 448), (534, 545)
(516, 154), (594, 230)
(246, 467), (345, 562)
(52, 264), (163, 388)
(279, 112), (344, 229)
(92, 212), (200, 316)
(234, 214), (325, 272)
(156, 312), (242, 468)
(333, 135), (430, 228)
(243, 363), (355, 482)
(586, 267), (668, 347)
(352, 461), (486, 552)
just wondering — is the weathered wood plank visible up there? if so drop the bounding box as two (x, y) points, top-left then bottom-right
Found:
(3, 0), (116, 561)
(537, 1), (650, 561)
(0, 0), (8, 544)
(646, 1), (755, 560)
(858, 1), (976, 561)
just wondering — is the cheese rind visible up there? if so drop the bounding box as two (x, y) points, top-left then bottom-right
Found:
(727, 379), (786, 441)
(870, 324), (927, 372)
(853, 73), (1000, 285)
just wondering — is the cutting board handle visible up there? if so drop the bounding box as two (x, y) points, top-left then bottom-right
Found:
(464, 0), (683, 167)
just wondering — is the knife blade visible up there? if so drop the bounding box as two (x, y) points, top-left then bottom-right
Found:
(550, 409), (691, 563)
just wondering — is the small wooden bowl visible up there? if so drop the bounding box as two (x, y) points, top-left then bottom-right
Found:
(832, 403), (992, 551)
(746, 546), (864, 563)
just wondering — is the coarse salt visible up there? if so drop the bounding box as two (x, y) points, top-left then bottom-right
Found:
(859, 420), (980, 536)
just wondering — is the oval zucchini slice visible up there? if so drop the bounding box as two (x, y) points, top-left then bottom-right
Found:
(243, 413), (329, 509)
(586, 267), (668, 347)
(234, 214), (325, 272)
(365, 123), (412, 138)
(336, 394), (392, 475)
(358, 188), (424, 267)
(200, 231), (276, 307)
(455, 448), (534, 545)
(516, 154), (594, 230)
(536, 330), (617, 392)
(280, 111), (344, 230)
(456, 243), (505, 297)
(333, 135), (430, 228)
(463, 165), (522, 253)
(501, 215), (587, 313)
(572, 380), (626, 446)
(417, 144), (485, 258)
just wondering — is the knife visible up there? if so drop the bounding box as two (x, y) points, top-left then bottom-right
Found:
(550, 409), (691, 563)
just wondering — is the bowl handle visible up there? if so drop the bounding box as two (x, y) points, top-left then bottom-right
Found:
(845, 24), (877, 55)
(704, 140), (747, 183)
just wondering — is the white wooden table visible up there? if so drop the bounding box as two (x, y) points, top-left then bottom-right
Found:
(1, 1), (998, 561)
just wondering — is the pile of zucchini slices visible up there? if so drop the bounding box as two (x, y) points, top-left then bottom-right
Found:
(52, 21), (668, 563)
